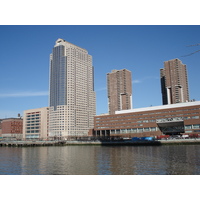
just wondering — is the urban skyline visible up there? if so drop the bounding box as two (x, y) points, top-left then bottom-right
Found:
(1, 1), (199, 195)
(0, 26), (200, 119)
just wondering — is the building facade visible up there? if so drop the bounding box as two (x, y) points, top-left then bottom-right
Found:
(49, 38), (96, 137)
(160, 58), (190, 105)
(23, 107), (49, 139)
(1, 118), (23, 140)
(107, 69), (132, 115)
(93, 101), (200, 138)
(0, 119), (3, 137)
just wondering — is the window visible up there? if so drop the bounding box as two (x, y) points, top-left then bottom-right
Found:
(185, 125), (192, 130)
(192, 116), (199, 119)
(144, 128), (150, 132)
(150, 127), (156, 132)
(193, 124), (200, 129)
(116, 129), (120, 134)
(121, 129), (127, 133)
(111, 130), (115, 134)
(138, 128), (143, 133)
(132, 128), (137, 133)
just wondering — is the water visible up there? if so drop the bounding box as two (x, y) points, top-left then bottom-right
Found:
(0, 145), (200, 175)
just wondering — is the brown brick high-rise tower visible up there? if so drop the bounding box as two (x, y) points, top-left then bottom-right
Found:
(107, 69), (132, 114)
(160, 58), (190, 105)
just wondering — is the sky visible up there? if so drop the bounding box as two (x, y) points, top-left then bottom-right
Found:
(0, 25), (200, 118)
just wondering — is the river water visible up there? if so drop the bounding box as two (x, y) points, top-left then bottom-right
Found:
(0, 145), (200, 175)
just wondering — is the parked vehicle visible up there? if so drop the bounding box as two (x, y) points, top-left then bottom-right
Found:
(156, 135), (170, 140)
(132, 137), (155, 141)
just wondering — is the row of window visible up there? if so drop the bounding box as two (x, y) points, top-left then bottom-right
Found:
(96, 124), (200, 134)
(185, 124), (200, 129)
(107, 127), (158, 134)
(27, 121), (40, 123)
(26, 127), (40, 130)
(96, 108), (200, 120)
(96, 116), (199, 126)
(96, 114), (199, 123)
(25, 134), (39, 138)
(26, 130), (40, 133)
(26, 123), (40, 126)
(26, 114), (40, 118)
(26, 117), (40, 120)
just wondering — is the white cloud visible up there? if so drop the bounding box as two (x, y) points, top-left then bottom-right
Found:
(132, 76), (159, 84)
(132, 79), (142, 84)
(0, 91), (49, 98)
(96, 87), (107, 92)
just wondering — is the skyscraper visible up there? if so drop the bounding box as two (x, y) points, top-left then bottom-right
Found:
(49, 38), (96, 137)
(160, 58), (190, 105)
(107, 69), (132, 115)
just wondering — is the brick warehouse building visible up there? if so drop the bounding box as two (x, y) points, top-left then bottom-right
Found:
(1, 118), (23, 140)
(93, 101), (200, 138)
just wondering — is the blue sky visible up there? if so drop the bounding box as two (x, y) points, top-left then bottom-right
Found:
(0, 25), (200, 118)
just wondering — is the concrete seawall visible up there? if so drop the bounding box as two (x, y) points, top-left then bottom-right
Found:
(0, 139), (200, 147)
(159, 138), (200, 145)
(0, 140), (102, 147)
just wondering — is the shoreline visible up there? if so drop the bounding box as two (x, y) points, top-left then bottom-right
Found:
(0, 138), (200, 147)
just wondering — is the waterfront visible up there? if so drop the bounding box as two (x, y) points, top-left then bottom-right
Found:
(0, 144), (200, 175)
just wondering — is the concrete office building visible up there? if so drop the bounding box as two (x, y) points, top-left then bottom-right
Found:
(93, 101), (200, 138)
(1, 118), (23, 140)
(23, 107), (49, 139)
(107, 69), (132, 115)
(49, 38), (96, 137)
(160, 58), (190, 105)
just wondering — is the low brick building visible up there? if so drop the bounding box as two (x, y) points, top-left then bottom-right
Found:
(1, 118), (23, 140)
(93, 101), (200, 138)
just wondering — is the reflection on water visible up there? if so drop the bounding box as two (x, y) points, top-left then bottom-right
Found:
(0, 145), (199, 175)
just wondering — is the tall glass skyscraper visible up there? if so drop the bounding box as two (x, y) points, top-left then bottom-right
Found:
(49, 39), (96, 137)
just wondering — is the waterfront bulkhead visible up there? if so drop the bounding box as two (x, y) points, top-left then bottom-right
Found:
(93, 101), (200, 138)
